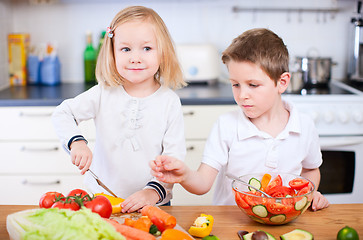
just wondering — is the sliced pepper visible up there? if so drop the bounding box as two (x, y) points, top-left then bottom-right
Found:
(188, 214), (214, 238)
(94, 193), (124, 214)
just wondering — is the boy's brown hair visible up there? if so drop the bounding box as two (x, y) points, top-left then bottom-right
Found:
(222, 28), (289, 84)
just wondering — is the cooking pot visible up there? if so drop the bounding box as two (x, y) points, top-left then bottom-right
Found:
(295, 57), (334, 89)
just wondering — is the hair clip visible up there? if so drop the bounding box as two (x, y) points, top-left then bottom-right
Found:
(106, 27), (113, 38)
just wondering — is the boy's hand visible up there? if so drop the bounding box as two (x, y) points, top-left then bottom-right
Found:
(69, 140), (92, 175)
(121, 189), (159, 213)
(311, 191), (329, 211)
(150, 155), (187, 184)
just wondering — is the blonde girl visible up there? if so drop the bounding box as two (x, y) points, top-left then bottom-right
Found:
(52, 6), (187, 213)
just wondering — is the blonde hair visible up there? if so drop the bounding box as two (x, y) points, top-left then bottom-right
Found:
(222, 28), (289, 85)
(96, 6), (186, 89)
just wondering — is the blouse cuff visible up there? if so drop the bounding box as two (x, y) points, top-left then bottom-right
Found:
(144, 181), (167, 204)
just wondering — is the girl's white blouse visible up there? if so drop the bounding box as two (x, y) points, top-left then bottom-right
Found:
(52, 84), (186, 204)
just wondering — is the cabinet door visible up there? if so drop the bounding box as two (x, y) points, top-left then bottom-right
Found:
(171, 140), (216, 206)
(0, 175), (86, 205)
(183, 105), (237, 139)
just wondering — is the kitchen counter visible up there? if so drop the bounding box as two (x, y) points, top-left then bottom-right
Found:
(0, 82), (235, 106)
(1, 204), (362, 239)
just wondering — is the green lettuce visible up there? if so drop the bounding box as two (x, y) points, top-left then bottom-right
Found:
(19, 207), (125, 240)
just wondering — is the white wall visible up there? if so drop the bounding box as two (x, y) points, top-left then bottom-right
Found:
(0, 0), (358, 85)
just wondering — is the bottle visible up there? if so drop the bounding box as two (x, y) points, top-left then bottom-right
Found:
(84, 31), (97, 85)
(98, 31), (106, 56)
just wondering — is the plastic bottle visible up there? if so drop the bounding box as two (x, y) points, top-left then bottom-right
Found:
(84, 31), (97, 85)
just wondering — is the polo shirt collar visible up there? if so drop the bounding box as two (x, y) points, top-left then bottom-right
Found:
(237, 100), (301, 141)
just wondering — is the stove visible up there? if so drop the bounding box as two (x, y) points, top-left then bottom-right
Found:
(283, 80), (363, 136)
(283, 80), (363, 204)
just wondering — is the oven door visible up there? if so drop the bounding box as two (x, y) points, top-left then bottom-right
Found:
(319, 136), (363, 204)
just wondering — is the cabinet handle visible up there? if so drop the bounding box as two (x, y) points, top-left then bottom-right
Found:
(22, 179), (61, 185)
(21, 146), (59, 152)
(186, 146), (195, 151)
(19, 111), (53, 117)
(183, 111), (195, 116)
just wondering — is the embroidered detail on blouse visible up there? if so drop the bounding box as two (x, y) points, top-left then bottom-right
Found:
(118, 98), (145, 151)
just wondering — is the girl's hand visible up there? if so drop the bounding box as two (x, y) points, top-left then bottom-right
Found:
(311, 191), (330, 211)
(69, 140), (93, 175)
(150, 155), (187, 184)
(121, 189), (159, 213)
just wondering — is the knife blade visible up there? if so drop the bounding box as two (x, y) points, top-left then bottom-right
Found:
(87, 169), (118, 198)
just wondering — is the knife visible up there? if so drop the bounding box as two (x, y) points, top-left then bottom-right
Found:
(87, 169), (118, 198)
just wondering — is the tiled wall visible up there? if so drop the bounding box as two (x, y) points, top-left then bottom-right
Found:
(0, 1), (11, 89)
(1, 0), (357, 84)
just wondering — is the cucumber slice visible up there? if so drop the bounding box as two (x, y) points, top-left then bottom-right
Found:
(248, 177), (261, 191)
(269, 214), (286, 224)
(252, 204), (268, 218)
(295, 196), (308, 211)
(280, 229), (313, 240)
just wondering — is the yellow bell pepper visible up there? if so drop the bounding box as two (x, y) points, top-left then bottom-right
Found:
(188, 213), (214, 238)
(94, 193), (124, 214)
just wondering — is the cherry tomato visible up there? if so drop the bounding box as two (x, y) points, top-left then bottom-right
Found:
(39, 192), (64, 208)
(264, 175), (282, 193)
(67, 189), (89, 198)
(288, 178), (309, 190)
(266, 186), (295, 197)
(84, 195), (112, 218)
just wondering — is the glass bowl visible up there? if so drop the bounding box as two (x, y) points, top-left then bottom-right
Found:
(232, 173), (315, 225)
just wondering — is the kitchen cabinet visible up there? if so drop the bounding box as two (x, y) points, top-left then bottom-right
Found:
(0, 107), (93, 205)
(171, 105), (238, 205)
(0, 104), (237, 205)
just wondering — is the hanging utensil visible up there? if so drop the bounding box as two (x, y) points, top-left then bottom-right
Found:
(87, 169), (118, 198)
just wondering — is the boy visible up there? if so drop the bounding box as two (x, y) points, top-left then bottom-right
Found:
(150, 28), (329, 211)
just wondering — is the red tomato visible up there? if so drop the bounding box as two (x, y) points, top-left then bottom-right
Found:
(39, 192), (64, 208)
(67, 189), (89, 198)
(288, 178), (309, 190)
(266, 186), (295, 197)
(234, 190), (249, 209)
(264, 175), (282, 193)
(242, 191), (265, 206)
(64, 200), (81, 211)
(266, 199), (294, 215)
(296, 186), (310, 196)
(151, 215), (166, 232)
(51, 201), (66, 209)
(84, 195), (112, 218)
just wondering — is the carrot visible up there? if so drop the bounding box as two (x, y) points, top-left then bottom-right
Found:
(124, 216), (152, 232)
(104, 218), (156, 240)
(141, 205), (176, 231)
(260, 173), (272, 191)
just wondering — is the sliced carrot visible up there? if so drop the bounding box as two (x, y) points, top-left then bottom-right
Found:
(260, 173), (272, 191)
(141, 205), (176, 231)
(104, 218), (156, 240)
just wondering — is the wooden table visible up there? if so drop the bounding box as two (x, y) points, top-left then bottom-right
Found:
(1, 204), (362, 239)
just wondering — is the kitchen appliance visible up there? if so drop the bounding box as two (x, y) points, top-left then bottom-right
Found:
(348, 0), (363, 81)
(295, 56), (334, 89)
(176, 44), (220, 84)
(284, 80), (363, 204)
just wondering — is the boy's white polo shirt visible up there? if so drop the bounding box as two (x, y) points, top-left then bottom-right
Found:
(202, 100), (322, 205)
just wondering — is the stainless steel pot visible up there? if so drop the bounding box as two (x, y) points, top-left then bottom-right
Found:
(295, 57), (334, 89)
